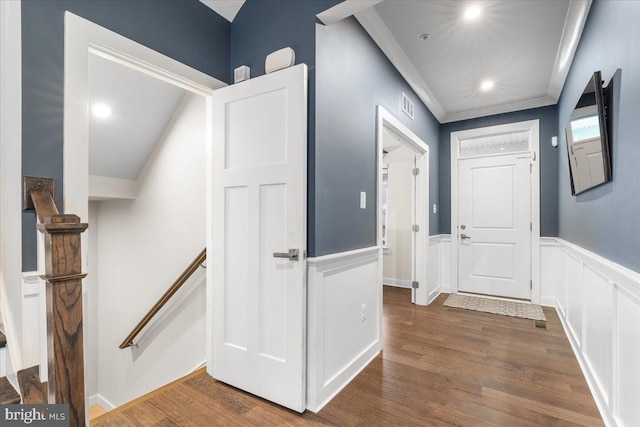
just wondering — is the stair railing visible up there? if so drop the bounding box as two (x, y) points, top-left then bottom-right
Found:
(119, 248), (206, 349)
(24, 177), (88, 427)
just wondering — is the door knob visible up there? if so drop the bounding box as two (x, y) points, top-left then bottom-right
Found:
(273, 249), (299, 261)
(460, 234), (471, 240)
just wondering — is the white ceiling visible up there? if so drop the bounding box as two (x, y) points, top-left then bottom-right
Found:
(199, 0), (245, 22)
(199, 0), (591, 123)
(355, 0), (592, 123)
(89, 53), (186, 180)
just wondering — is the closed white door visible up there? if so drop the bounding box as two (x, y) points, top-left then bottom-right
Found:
(458, 153), (531, 300)
(209, 64), (307, 412)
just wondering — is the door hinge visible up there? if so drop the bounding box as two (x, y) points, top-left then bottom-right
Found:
(530, 164), (533, 173)
(412, 224), (420, 232)
(530, 222), (532, 231)
(530, 279), (533, 290)
(412, 281), (419, 289)
(412, 168), (420, 176)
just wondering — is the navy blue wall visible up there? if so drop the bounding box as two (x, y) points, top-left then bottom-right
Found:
(230, 0), (338, 78)
(558, 0), (640, 272)
(230, 0), (339, 258)
(439, 105), (559, 236)
(315, 17), (440, 256)
(21, 0), (230, 271)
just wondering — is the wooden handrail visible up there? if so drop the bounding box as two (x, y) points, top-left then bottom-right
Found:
(24, 177), (88, 427)
(119, 248), (206, 349)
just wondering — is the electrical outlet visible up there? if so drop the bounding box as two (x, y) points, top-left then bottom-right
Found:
(361, 303), (367, 322)
(433, 203), (437, 214)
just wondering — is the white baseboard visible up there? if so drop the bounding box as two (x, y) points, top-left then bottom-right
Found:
(539, 296), (556, 307)
(427, 288), (441, 305)
(89, 394), (116, 411)
(383, 277), (412, 288)
(191, 359), (206, 372)
(306, 341), (380, 413)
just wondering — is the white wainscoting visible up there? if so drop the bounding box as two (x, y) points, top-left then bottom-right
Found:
(544, 237), (640, 427)
(306, 247), (382, 412)
(427, 235), (451, 303)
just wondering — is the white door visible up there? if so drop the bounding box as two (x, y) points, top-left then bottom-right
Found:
(209, 64), (307, 412)
(458, 153), (531, 300)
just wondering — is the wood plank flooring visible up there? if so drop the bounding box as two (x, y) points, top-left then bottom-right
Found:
(17, 365), (47, 404)
(93, 287), (603, 426)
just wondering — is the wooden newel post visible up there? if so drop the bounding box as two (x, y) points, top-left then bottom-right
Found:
(24, 177), (88, 427)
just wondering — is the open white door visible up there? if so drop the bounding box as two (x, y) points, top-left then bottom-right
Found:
(209, 64), (307, 412)
(458, 153), (531, 300)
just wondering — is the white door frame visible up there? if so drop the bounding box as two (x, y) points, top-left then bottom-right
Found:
(450, 120), (541, 303)
(64, 13), (226, 422)
(376, 106), (430, 306)
(0, 0), (25, 381)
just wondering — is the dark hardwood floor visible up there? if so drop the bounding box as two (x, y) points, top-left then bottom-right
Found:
(93, 287), (603, 426)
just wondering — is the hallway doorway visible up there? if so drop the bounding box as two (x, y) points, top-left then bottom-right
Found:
(376, 106), (429, 305)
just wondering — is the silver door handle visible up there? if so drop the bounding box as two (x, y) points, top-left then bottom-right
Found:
(460, 234), (471, 240)
(273, 249), (299, 261)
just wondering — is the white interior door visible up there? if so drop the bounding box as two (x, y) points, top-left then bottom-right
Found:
(458, 153), (531, 300)
(209, 64), (307, 412)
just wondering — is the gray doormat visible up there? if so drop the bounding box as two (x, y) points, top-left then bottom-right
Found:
(443, 293), (546, 323)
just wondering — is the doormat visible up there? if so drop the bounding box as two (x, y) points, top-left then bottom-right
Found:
(443, 293), (546, 325)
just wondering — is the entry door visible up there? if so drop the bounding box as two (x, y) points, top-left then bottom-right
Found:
(458, 153), (531, 300)
(210, 64), (307, 412)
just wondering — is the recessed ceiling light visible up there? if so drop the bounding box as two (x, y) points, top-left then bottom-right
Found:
(480, 80), (494, 91)
(92, 103), (112, 119)
(464, 5), (482, 21)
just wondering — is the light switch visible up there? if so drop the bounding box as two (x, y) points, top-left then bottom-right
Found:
(360, 192), (366, 209)
(433, 204), (437, 214)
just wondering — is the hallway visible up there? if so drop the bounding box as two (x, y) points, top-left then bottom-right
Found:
(92, 287), (602, 426)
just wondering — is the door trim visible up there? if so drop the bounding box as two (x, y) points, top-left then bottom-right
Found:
(376, 106), (430, 306)
(63, 14), (226, 420)
(450, 120), (541, 303)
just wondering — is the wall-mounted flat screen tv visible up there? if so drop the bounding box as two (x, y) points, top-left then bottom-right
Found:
(565, 71), (612, 195)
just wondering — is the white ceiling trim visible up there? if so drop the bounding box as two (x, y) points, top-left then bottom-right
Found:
(547, 0), (593, 102)
(199, 0), (245, 22)
(357, 0), (591, 124)
(442, 96), (556, 124)
(317, 0), (384, 26)
(355, 6), (446, 121)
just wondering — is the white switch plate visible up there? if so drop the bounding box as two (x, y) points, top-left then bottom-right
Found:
(360, 192), (366, 209)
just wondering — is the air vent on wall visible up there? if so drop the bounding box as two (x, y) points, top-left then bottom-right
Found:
(401, 92), (415, 120)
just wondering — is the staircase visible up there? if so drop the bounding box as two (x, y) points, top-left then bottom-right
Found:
(0, 330), (20, 404)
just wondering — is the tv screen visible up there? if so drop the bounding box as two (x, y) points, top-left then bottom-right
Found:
(565, 71), (612, 195)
